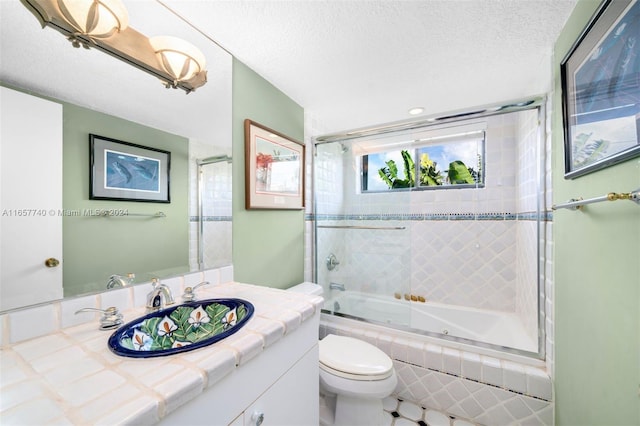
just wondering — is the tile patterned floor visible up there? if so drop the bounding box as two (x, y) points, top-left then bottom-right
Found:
(383, 397), (481, 426)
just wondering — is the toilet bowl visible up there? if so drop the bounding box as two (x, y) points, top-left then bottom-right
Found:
(319, 334), (397, 426)
(287, 282), (397, 426)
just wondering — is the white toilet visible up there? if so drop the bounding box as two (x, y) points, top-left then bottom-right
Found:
(288, 282), (398, 426)
(319, 334), (397, 426)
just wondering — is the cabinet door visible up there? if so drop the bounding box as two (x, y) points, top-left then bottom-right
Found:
(0, 87), (63, 311)
(244, 346), (319, 426)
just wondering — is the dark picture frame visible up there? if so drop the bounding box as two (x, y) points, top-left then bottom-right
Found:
(90, 134), (171, 203)
(244, 119), (305, 210)
(560, 0), (640, 179)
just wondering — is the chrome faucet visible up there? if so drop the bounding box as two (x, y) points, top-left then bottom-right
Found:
(146, 278), (175, 312)
(329, 282), (346, 291)
(182, 281), (210, 302)
(75, 306), (123, 330)
(106, 273), (135, 289)
(326, 253), (340, 271)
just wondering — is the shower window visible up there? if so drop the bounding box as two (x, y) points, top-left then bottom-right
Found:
(361, 130), (485, 192)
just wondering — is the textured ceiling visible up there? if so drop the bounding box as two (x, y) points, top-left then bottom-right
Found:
(165, 0), (578, 134)
(1, 0), (578, 137)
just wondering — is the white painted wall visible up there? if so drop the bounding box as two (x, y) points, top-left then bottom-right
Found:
(1, 87), (63, 311)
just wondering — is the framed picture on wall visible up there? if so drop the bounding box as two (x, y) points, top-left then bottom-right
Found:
(560, 0), (640, 179)
(90, 134), (171, 203)
(244, 119), (305, 210)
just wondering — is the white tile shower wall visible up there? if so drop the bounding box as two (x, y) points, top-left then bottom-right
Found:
(343, 220), (410, 296)
(320, 317), (553, 426)
(482, 114), (518, 215)
(315, 143), (346, 216)
(514, 109), (541, 344)
(516, 221), (539, 344)
(304, 111), (328, 283)
(316, 225), (344, 292)
(314, 113), (531, 312)
(188, 140), (233, 270)
(304, 111), (325, 215)
(189, 140), (227, 216)
(189, 221), (202, 271)
(304, 220), (314, 283)
(201, 221), (233, 269)
(411, 221), (516, 311)
(201, 165), (232, 219)
(313, 140), (349, 286)
(192, 220), (233, 272)
(516, 110), (540, 213)
(320, 218), (519, 312)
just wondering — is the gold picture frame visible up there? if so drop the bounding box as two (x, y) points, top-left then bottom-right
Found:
(244, 119), (304, 210)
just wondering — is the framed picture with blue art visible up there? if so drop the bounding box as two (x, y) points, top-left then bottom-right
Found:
(561, 0), (640, 179)
(90, 134), (171, 203)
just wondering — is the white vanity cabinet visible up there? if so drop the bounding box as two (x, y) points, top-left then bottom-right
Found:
(242, 346), (318, 426)
(159, 310), (320, 426)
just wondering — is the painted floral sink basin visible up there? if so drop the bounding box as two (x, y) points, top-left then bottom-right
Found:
(108, 298), (254, 358)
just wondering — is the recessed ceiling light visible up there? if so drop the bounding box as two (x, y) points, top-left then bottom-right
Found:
(408, 107), (424, 115)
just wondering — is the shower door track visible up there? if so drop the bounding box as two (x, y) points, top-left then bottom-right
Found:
(317, 225), (406, 230)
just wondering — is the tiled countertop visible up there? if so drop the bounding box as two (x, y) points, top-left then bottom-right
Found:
(0, 282), (323, 425)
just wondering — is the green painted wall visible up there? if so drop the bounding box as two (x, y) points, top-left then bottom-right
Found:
(553, 1), (640, 424)
(231, 59), (305, 288)
(63, 104), (189, 296)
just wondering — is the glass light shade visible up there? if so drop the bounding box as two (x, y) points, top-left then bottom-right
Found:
(149, 36), (206, 82)
(57, 0), (129, 38)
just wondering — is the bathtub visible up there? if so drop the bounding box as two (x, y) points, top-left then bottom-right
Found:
(324, 290), (537, 353)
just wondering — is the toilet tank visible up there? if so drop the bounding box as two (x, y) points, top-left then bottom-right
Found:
(287, 282), (323, 296)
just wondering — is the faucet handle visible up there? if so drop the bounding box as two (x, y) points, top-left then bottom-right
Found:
(106, 273), (135, 289)
(75, 306), (123, 330)
(183, 281), (210, 302)
(326, 253), (340, 271)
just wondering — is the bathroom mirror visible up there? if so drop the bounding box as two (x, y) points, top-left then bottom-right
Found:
(0, 1), (232, 311)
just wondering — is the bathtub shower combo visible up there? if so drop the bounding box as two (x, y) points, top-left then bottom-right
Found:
(313, 98), (548, 359)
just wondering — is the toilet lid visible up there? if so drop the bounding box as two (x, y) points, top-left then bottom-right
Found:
(319, 335), (393, 379)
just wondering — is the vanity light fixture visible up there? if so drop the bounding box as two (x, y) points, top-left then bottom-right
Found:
(408, 107), (424, 115)
(150, 36), (207, 89)
(21, 0), (207, 93)
(56, 0), (129, 47)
